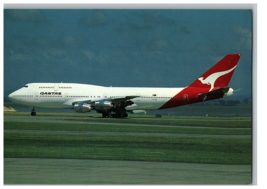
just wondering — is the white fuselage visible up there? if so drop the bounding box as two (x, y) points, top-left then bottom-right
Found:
(8, 83), (184, 111)
(8, 54), (239, 116)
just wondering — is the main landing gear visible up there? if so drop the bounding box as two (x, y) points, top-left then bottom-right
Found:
(102, 111), (128, 118)
(31, 107), (36, 116)
(102, 112), (111, 118)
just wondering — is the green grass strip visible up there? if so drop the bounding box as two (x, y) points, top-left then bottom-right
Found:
(4, 132), (252, 164)
(4, 121), (251, 135)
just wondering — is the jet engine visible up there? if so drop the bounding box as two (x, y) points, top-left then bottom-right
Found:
(95, 100), (113, 110)
(74, 102), (92, 113)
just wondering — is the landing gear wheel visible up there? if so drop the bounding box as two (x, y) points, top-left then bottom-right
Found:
(102, 112), (107, 118)
(31, 107), (36, 116)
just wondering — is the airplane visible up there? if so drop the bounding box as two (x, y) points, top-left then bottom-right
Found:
(8, 54), (241, 118)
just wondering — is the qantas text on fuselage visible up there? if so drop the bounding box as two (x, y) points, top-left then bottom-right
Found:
(8, 54), (241, 117)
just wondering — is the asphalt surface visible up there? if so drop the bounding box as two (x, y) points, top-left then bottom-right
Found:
(4, 158), (252, 184)
(4, 129), (250, 139)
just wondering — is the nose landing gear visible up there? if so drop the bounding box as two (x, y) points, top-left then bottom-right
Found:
(31, 107), (36, 116)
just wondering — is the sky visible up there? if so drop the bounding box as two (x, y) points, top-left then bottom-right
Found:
(3, 8), (252, 97)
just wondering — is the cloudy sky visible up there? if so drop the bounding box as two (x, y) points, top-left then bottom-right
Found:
(4, 8), (252, 96)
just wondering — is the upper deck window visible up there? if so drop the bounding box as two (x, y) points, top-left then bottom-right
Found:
(23, 85), (28, 88)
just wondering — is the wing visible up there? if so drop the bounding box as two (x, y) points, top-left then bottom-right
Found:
(107, 95), (140, 103)
(71, 95), (139, 105)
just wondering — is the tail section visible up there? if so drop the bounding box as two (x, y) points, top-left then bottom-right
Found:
(159, 54), (241, 109)
(189, 54), (241, 91)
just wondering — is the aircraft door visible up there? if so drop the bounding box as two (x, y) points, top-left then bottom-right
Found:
(183, 94), (189, 104)
(34, 92), (39, 100)
(65, 93), (69, 100)
(136, 93), (140, 101)
(54, 84), (59, 91)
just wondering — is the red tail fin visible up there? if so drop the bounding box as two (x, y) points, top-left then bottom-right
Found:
(189, 54), (241, 91)
(159, 54), (241, 109)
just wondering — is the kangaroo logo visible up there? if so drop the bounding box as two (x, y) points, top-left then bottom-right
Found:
(198, 65), (237, 92)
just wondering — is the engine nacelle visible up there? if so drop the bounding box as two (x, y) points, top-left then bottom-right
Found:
(95, 100), (113, 110)
(74, 102), (92, 113)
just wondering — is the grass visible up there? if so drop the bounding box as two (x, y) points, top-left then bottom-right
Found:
(4, 133), (251, 164)
(4, 113), (252, 164)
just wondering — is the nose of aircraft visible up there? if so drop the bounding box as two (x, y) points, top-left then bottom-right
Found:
(8, 92), (16, 102)
(8, 93), (13, 101)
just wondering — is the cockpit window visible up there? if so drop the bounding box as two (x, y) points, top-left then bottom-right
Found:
(24, 85), (28, 88)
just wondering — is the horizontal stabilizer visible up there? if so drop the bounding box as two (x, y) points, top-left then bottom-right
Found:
(198, 87), (229, 98)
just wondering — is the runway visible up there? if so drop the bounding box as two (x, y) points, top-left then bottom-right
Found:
(4, 158), (251, 184)
(4, 115), (251, 128)
(4, 129), (251, 139)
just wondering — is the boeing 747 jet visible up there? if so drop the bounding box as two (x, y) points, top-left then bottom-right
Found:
(8, 54), (241, 117)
